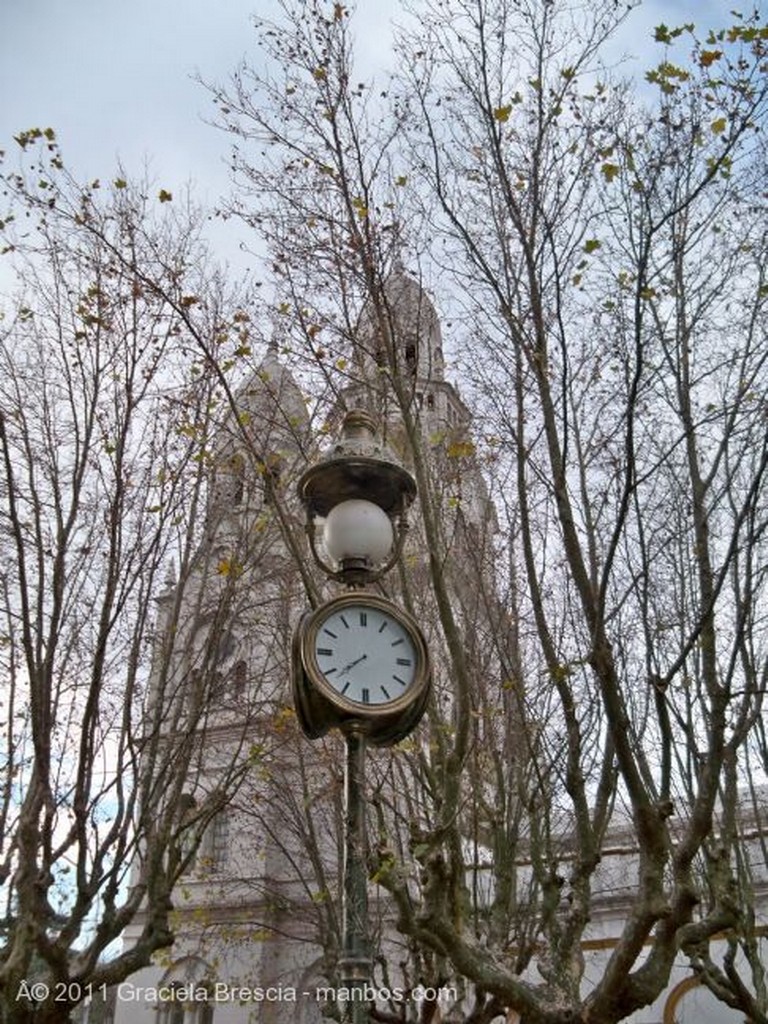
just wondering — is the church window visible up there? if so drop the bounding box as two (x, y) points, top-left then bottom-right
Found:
(405, 343), (417, 377)
(215, 630), (235, 665)
(209, 811), (230, 872)
(261, 454), (283, 506)
(156, 984), (214, 1024)
(231, 659), (247, 700)
(163, 991), (185, 1024)
(156, 959), (215, 1024)
(232, 475), (244, 506)
(177, 794), (198, 870)
(227, 455), (246, 506)
(426, 393), (435, 410)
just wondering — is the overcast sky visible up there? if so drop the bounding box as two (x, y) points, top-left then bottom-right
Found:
(0, 0), (736, 275)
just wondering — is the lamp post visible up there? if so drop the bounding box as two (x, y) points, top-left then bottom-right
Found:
(292, 409), (430, 1024)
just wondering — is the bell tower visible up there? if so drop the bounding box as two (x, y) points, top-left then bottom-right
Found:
(206, 338), (311, 537)
(341, 265), (496, 541)
(114, 282), (507, 1024)
(115, 341), (322, 1024)
(346, 265), (472, 437)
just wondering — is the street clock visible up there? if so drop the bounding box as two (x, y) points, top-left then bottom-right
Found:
(292, 592), (431, 746)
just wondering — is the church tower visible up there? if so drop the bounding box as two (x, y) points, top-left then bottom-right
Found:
(113, 342), (323, 1024)
(339, 265), (500, 604)
(113, 270), (510, 1024)
(345, 266), (470, 435)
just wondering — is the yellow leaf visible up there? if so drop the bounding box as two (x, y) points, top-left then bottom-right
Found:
(699, 49), (723, 67)
(217, 556), (243, 577)
(493, 105), (512, 122)
(352, 196), (368, 219)
(584, 238), (601, 254)
(550, 663), (573, 683)
(711, 117), (727, 135)
(601, 163), (620, 183)
(158, 189), (173, 203)
(446, 440), (475, 458)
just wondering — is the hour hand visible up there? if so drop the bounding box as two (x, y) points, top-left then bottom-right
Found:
(338, 653), (367, 677)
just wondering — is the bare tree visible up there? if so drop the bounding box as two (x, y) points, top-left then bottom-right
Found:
(0, 136), (286, 1023)
(202, 2), (768, 1022)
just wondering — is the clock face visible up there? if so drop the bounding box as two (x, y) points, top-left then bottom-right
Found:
(311, 601), (419, 707)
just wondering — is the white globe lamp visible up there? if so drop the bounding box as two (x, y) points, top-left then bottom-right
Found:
(297, 409), (416, 585)
(324, 499), (394, 566)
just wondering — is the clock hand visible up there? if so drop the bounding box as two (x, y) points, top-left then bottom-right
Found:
(337, 653), (368, 678)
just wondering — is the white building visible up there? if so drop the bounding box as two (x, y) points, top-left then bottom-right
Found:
(111, 272), (766, 1024)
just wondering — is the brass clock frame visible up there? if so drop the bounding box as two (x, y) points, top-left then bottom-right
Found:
(292, 592), (431, 746)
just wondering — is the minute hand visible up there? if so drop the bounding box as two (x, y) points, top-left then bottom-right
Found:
(337, 653), (367, 678)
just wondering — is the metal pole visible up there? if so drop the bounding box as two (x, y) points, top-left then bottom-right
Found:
(339, 726), (370, 1024)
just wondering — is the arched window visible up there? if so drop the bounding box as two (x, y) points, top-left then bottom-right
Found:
(156, 959), (215, 1024)
(218, 454), (245, 507)
(230, 454), (246, 505)
(260, 452), (283, 506)
(231, 659), (247, 700)
(176, 793), (198, 870)
(164, 989), (185, 1024)
(663, 975), (745, 1023)
(209, 810), (230, 872)
(405, 343), (417, 377)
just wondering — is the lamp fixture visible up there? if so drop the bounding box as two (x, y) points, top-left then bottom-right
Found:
(297, 408), (416, 586)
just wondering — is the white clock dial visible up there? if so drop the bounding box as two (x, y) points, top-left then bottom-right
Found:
(313, 603), (418, 706)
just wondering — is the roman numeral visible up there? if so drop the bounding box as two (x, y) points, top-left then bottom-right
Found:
(396, 658), (412, 666)
(362, 688), (370, 704)
(360, 612), (367, 627)
(317, 647), (333, 656)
